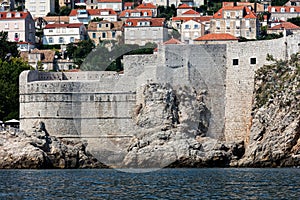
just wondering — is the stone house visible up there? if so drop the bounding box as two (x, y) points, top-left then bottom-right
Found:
(97, 0), (122, 13)
(86, 0), (98, 9)
(69, 9), (117, 24)
(20, 49), (56, 70)
(119, 9), (153, 21)
(193, 33), (238, 44)
(268, 6), (300, 22)
(17, 42), (35, 52)
(181, 19), (205, 42)
(25, 0), (55, 18)
(124, 2), (134, 10)
(267, 21), (300, 35)
(171, 16), (212, 33)
(87, 20), (123, 45)
(136, 3), (157, 17)
(124, 18), (168, 46)
(0, 11), (35, 44)
(177, 4), (192, 16)
(43, 23), (86, 45)
(210, 5), (259, 39)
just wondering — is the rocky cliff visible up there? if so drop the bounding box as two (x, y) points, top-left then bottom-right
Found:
(0, 122), (106, 169)
(238, 54), (300, 167)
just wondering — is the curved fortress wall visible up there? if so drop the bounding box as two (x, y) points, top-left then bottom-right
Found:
(20, 35), (300, 145)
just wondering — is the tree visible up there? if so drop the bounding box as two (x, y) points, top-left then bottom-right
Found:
(59, 6), (72, 16)
(66, 39), (95, 66)
(0, 31), (19, 60)
(287, 17), (300, 26)
(0, 58), (31, 121)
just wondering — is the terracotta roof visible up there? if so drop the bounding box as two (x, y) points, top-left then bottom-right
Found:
(163, 38), (183, 44)
(119, 9), (153, 17)
(268, 6), (300, 12)
(98, 0), (122, 3)
(45, 23), (83, 29)
(0, 11), (30, 20)
(136, 3), (157, 9)
(171, 16), (212, 22)
(124, 18), (165, 27)
(124, 2), (134, 7)
(177, 4), (192, 9)
(194, 33), (238, 41)
(269, 22), (300, 30)
(182, 9), (200, 15)
(213, 6), (256, 19)
(21, 49), (56, 63)
(69, 9), (117, 16)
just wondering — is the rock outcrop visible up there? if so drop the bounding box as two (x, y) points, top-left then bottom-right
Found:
(0, 122), (107, 169)
(123, 83), (244, 168)
(239, 55), (300, 167)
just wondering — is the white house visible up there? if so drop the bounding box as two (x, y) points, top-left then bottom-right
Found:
(0, 11), (35, 43)
(69, 9), (118, 24)
(25, 0), (55, 18)
(43, 23), (86, 45)
(181, 19), (205, 42)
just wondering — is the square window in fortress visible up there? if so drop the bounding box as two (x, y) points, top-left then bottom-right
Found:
(233, 59), (239, 65)
(250, 58), (256, 64)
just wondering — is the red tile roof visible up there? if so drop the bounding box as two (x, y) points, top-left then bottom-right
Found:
(69, 9), (117, 16)
(0, 11), (30, 20)
(268, 6), (300, 12)
(177, 4), (192, 9)
(124, 2), (134, 7)
(124, 18), (165, 27)
(98, 0), (122, 3)
(182, 9), (200, 15)
(171, 16), (212, 22)
(163, 38), (183, 44)
(136, 3), (157, 9)
(119, 9), (153, 17)
(213, 6), (256, 19)
(269, 22), (300, 30)
(194, 33), (238, 41)
(45, 23), (84, 29)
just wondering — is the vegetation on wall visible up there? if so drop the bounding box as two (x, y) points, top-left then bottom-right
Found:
(66, 39), (95, 66)
(287, 17), (300, 26)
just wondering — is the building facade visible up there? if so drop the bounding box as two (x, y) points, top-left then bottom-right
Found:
(181, 20), (205, 42)
(43, 23), (86, 45)
(210, 5), (259, 39)
(25, 0), (55, 18)
(97, 0), (122, 12)
(124, 18), (168, 45)
(0, 11), (35, 43)
(69, 9), (117, 24)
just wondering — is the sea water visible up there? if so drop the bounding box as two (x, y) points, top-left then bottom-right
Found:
(0, 168), (299, 199)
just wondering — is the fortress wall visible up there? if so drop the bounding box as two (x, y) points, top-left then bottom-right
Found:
(224, 36), (299, 142)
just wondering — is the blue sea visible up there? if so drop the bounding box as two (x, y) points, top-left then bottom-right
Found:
(0, 168), (299, 199)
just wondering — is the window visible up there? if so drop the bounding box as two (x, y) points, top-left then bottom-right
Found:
(125, 12), (129, 17)
(250, 58), (256, 64)
(194, 24), (199, 29)
(112, 31), (116, 38)
(245, 20), (250, 28)
(15, 12), (21, 17)
(92, 33), (96, 38)
(49, 37), (53, 43)
(271, 7), (275, 12)
(226, 20), (230, 29)
(49, 29), (53, 32)
(70, 37), (74, 43)
(185, 24), (190, 29)
(291, 8), (295, 12)
(29, 6), (35, 12)
(59, 37), (64, 43)
(106, 23), (109, 27)
(29, 23), (32, 30)
(280, 7), (285, 12)
(102, 32), (106, 38)
(14, 23), (18, 29)
(56, 28), (60, 33)
(7, 12), (11, 18)
(14, 33), (19, 41)
(40, 6), (46, 11)
(98, 23), (101, 28)
(216, 21), (220, 29)
(235, 11), (239, 18)
(233, 59), (239, 65)
(236, 20), (240, 29)
(226, 12), (230, 18)
(4, 23), (8, 29)
(144, 12), (148, 16)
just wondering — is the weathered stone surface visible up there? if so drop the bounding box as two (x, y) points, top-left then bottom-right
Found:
(238, 56), (300, 167)
(0, 123), (107, 169)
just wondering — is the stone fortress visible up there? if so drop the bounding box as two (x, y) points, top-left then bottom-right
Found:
(19, 34), (300, 163)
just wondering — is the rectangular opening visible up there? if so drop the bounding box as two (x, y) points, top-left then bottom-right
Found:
(250, 58), (256, 64)
(233, 59), (239, 65)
